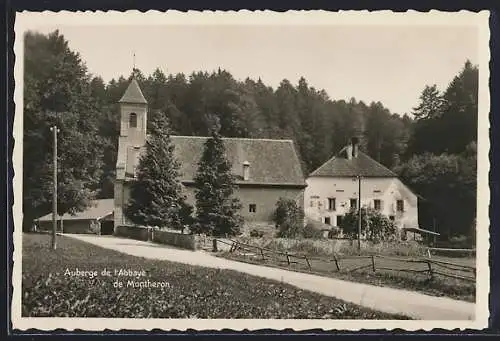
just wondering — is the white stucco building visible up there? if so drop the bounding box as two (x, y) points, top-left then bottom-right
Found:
(304, 138), (419, 235)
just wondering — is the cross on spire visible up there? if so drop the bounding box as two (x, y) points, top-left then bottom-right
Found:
(133, 51), (136, 71)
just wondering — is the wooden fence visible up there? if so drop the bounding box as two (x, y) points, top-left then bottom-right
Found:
(215, 239), (476, 283)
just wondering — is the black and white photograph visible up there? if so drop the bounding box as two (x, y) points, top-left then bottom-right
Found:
(12, 10), (490, 331)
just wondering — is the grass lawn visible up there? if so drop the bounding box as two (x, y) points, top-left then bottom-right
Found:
(219, 250), (475, 303)
(22, 233), (410, 319)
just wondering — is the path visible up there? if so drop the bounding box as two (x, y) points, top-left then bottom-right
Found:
(65, 234), (475, 320)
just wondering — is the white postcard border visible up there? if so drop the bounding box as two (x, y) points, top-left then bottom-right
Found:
(12, 9), (491, 331)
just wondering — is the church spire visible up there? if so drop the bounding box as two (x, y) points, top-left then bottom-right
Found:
(119, 78), (147, 104)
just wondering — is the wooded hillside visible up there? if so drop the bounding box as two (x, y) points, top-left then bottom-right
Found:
(23, 30), (478, 239)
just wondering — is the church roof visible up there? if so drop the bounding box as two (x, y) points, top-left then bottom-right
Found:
(119, 78), (148, 104)
(309, 146), (397, 178)
(124, 136), (306, 187)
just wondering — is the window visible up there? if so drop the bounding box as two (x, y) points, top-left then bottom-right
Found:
(336, 215), (343, 227)
(328, 198), (336, 211)
(336, 189), (344, 193)
(249, 204), (256, 213)
(373, 190), (381, 193)
(310, 201), (314, 208)
(396, 200), (404, 212)
(389, 215), (395, 221)
(129, 113), (137, 128)
(324, 217), (331, 225)
(374, 199), (381, 211)
(350, 198), (358, 209)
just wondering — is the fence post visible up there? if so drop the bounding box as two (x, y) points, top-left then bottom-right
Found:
(286, 252), (290, 266)
(427, 260), (434, 280)
(333, 255), (340, 272)
(260, 247), (265, 261)
(212, 238), (218, 252)
(371, 255), (376, 272)
(305, 256), (311, 270)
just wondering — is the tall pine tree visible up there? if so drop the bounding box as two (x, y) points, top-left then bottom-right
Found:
(192, 122), (243, 236)
(125, 114), (190, 229)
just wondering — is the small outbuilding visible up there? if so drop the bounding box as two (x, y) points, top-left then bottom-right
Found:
(35, 199), (114, 235)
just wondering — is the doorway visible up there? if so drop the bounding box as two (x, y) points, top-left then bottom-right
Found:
(100, 220), (114, 235)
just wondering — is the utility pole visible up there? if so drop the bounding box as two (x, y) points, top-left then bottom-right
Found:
(357, 175), (362, 253)
(50, 125), (59, 250)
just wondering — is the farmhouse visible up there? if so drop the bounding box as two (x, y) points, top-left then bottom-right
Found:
(114, 78), (306, 231)
(35, 199), (115, 235)
(304, 138), (419, 236)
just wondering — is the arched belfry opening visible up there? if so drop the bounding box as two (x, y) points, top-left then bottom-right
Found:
(129, 113), (137, 128)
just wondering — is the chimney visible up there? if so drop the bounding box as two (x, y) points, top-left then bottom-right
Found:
(243, 161), (250, 181)
(351, 136), (359, 158)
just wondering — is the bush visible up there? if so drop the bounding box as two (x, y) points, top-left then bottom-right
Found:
(341, 208), (396, 242)
(276, 220), (302, 238)
(301, 223), (324, 239)
(449, 235), (473, 248)
(434, 235), (474, 250)
(328, 227), (342, 239)
(249, 229), (264, 238)
(274, 198), (304, 238)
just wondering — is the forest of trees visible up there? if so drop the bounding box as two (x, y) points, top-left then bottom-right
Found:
(23, 30), (478, 239)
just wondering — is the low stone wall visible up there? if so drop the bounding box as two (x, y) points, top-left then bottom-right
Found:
(152, 230), (196, 250)
(114, 225), (150, 241)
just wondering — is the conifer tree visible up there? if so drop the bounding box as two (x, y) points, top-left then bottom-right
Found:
(192, 121), (243, 236)
(125, 114), (190, 229)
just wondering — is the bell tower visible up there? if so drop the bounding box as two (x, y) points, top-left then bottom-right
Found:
(118, 78), (148, 147)
(114, 78), (148, 230)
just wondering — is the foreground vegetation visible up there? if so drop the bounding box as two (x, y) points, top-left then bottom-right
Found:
(22, 234), (409, 319)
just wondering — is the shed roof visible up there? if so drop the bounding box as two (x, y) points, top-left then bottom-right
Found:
(403, 227), (440, 236)
(36, 199), (114, 222)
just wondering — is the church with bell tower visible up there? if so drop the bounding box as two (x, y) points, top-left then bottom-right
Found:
(113, 77), (306, 232)
(114, 78), (149, 230)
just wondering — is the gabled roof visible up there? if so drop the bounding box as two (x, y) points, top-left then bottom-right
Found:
(125, 136), (306, 187)
(309, 146), (397, 178)
(36, 199), (114, 222)
(119, 78), (147, 104)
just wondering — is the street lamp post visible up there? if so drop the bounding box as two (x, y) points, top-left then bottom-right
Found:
(50, 125), (59, 250)
(357, 175), (362, 253)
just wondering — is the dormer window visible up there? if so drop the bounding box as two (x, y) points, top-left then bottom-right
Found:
(129, 113), (137, 128)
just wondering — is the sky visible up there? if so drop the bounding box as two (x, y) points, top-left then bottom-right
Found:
(28, 24), (478, 115)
